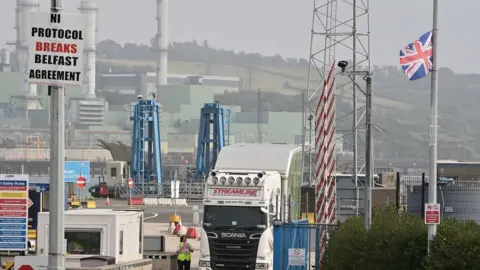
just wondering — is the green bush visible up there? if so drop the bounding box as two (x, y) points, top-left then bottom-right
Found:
(425, 219), (480, 270)
(322, 216), (366, 270)
(323, 206), (427, 270)
(323, 206), (480, 270)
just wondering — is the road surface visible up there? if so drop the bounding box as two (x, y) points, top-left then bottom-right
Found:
(94, 198), (203, 224)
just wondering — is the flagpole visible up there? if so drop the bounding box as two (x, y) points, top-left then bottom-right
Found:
(428, 0), (439, 250)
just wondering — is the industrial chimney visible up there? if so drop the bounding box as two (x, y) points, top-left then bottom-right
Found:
(71, 0), (105, 127)
(79, 0), (98, 99)
(17, 0), (39, 97)
(155, 0), (168, 98)
(1, 49), (11, 72)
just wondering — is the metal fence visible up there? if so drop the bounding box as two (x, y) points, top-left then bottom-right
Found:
(398, 172), (480, 222)
(113, 182), (205, 200)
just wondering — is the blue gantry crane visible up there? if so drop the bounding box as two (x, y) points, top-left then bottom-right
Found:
(130, 96), (163, 194)
(194, 103), (230, 179)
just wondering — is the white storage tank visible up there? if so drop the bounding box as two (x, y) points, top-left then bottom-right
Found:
(36, 209), (144, 266)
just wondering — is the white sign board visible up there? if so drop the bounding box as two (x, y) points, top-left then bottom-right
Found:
(171, 180), (180, 199)
(288, 248), (306, 266)
(0, 174), (29, 252)
(27, 12), (85, 86)
(15, 255), (48, 270)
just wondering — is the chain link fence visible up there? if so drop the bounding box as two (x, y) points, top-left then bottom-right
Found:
(398, 172), (480, 222)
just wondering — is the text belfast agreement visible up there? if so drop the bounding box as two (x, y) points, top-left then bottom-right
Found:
(29, 27), (83, 82)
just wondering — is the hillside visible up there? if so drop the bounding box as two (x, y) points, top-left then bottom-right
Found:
(96, 40), (480, 159)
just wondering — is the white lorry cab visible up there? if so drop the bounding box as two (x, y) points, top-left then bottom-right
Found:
(199, 143), (303, 270)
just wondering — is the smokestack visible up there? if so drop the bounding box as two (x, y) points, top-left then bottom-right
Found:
(79, 0), (98, 99)
(15, 0), (21, 70)
(18, 0), (39, 96)
(155, 0), (168, 98)
(1, 49), (11, 72)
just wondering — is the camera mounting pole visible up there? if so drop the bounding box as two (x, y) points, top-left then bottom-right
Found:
(304, 0), (372, 231)
(339, 70), (373, 229)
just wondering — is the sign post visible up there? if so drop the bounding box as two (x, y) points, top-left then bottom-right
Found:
(76, 176), (86, 201)
(27, 2), (85, 269)
(0, 174), (29, 253)
(128, 177), (133, 205)
(425, 203), (440, 225)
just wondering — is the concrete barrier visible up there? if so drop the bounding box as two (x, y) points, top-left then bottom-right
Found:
(67, 259), (152, 270)
(192, 205), (200, 225)
(171, 199), (188, 206)
(144, 198), (158, 206)
(144, 253), (176, 270)
(128, 198), (188, 207)
(157, 198), (171, 206)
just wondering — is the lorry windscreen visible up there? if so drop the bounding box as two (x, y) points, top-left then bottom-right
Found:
(203, 205), (266, 228)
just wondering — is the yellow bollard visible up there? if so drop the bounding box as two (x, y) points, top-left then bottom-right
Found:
(169, 215), (180, 223)
(6, 262), (14, 270)
(87, 200), (96, 209)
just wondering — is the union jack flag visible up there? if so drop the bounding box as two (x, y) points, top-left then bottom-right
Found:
(399, 31), (433, 81)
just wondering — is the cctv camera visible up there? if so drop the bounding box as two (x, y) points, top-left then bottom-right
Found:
(337, 60), (348, 72)
(137, 95), (143, 100)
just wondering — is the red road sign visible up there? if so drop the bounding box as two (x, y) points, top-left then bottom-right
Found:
(18, 265), (34, 270)
(424, 203), (440, 225)
(76, 176), (86, 189)
(27, 198), (34, 208)
(128, 177), (133, 189)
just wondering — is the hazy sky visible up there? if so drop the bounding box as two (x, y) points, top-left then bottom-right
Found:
(0, 0), (476, 73)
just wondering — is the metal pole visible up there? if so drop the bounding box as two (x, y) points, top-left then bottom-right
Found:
(129, 185), (132, 206)
(174, 181), (177, 216)
(352, 0), (359, 217)
(257, 88), (262, 143)
(364, 76), (373, 229)
(305, 191), (309, 220)
(173, 171), (177, 216)
(48, 1), (66, 268)
(428, 0), (439, 248)
(300, 89), (306, 183)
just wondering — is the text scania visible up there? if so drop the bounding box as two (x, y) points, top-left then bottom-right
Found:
(212, 189), (258, 196)
(221, 232), (246, 238)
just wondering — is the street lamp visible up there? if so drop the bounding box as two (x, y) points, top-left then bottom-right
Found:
(337, 60), (373, 230)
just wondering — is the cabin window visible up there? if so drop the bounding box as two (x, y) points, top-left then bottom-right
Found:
(119, 230), (124, 255)
(111, 167), (117, 177)
(65, 230), (101, 255)
(269, 203), (276, 223)
(139, 216), (143, 254)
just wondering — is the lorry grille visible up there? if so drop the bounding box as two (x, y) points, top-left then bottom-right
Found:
(209, 238), (260, 270)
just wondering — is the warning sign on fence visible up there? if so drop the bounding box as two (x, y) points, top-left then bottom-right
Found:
(424, 203), (440, 225)
(288, 248), (306, 266)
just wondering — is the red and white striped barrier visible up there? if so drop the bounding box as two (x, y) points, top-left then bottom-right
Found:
(314, 61), (337, 263)
(129, 197), (145, 205)
(168, 221), (199, 239)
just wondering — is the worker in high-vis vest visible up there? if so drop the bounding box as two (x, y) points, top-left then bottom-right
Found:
(176, 235), (194, 270)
